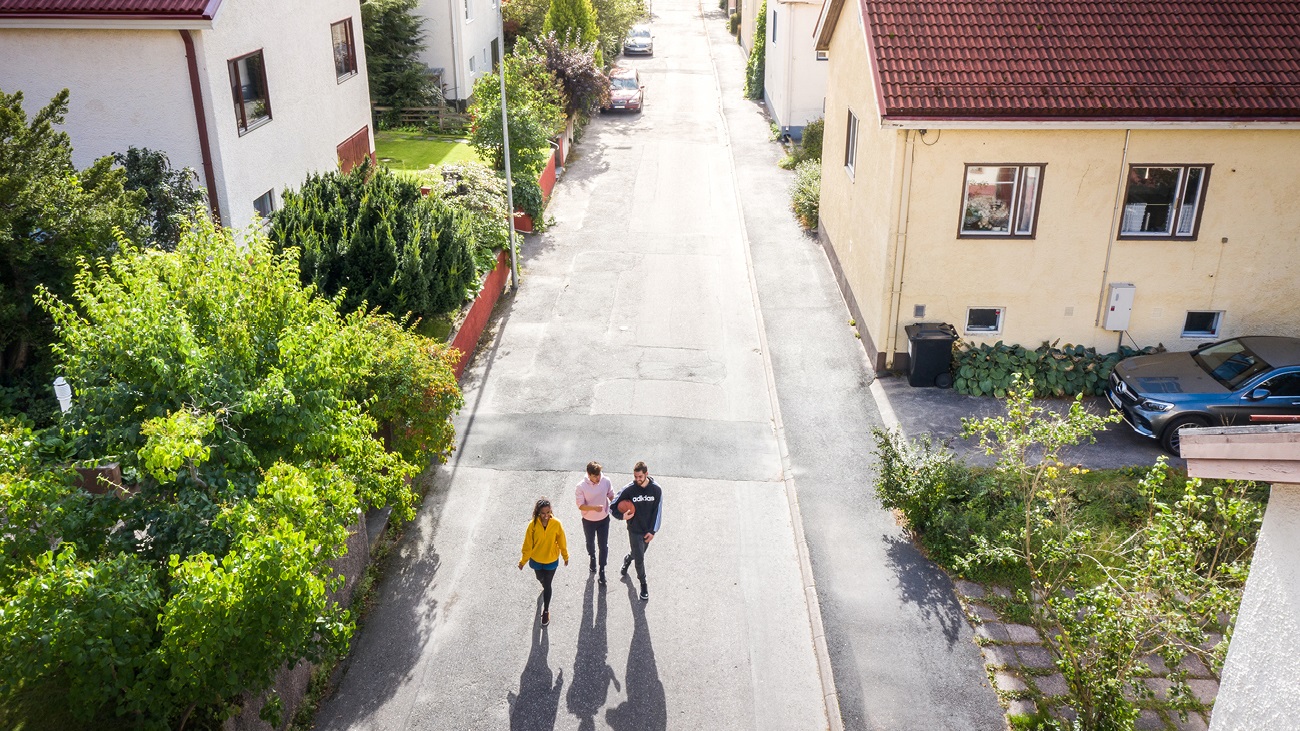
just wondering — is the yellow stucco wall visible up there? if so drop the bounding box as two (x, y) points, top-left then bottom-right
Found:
(818, 3), (1300, 365)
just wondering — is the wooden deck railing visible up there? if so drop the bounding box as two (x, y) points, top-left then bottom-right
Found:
(372, 105), (472, 132)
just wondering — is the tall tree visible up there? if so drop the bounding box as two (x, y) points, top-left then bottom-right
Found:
(589, 0), (646, 65)
(361, 0), (443, 118)
(114, 147), (206, 252)
(0, 87), (144, 422)
(542, 0), (604, 66)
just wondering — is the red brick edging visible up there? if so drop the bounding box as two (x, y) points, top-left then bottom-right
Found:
(448, 248), (511, 379)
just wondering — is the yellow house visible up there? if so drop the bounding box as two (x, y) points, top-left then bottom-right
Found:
(813, 0), (1300, 372)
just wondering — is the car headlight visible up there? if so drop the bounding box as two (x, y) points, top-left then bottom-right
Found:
(1138, 399), (1174, 412)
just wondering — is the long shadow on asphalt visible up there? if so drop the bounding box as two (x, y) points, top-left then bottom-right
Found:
(884, 534), (968, 647)
(508, 595), (565, 731)
(566, 577), (619, 731)
(604, 577), (666, 731)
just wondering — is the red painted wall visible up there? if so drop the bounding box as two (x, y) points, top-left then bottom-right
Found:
(449, 249), (511, 378)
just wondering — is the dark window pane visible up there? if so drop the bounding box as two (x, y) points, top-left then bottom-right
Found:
(229, 51), (270, 132)
(1263, 373), (1300, 398)
(962, 166), (1016, 234)
(1177, 167), (1205, 236)
(1182, 311), (1220, 336)
(253, 190), (275, 218)
(1014, 166), (1041, 235)
(1194, 339), (1272, 390)
(1122, 167), (1180, 234)
(966, 308), (1002, 332)
(333, 20), (356, 79)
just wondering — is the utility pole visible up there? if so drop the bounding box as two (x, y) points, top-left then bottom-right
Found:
(496, 2), (520, 289)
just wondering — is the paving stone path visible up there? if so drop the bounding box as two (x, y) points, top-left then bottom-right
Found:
(951, 580), (1220, 731)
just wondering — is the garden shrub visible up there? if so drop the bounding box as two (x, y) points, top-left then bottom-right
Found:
(791, 159), (821, 229)
(952, 340), (1162, 398)
(114, 146), (206, 251)
(744, 0), (766, 99)
(517, 32), (609, 117)
(797, 117), (823, 162)
(542, 0), (604, 67)
(401, 161), (511, 276)
(271, 161), (478, 321)
(729, 11), (740, 34)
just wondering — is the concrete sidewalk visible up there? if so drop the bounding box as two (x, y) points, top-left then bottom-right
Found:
(313, 0), (828, 728)
(700, 7), (1008, 731)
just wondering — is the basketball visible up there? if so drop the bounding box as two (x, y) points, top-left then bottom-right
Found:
(617, 499), (635, 517)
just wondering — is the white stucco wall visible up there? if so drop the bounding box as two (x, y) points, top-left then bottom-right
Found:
(194, 0), (374, 230)
(1210, 482), (1300, 730)
(0, 28), (203, 174)
(764, 0), (826, 135)
(414, 0), (500, 101)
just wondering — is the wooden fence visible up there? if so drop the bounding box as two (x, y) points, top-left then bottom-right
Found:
(372, 105), (472, 132)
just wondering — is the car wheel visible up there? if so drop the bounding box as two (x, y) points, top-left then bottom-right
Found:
(1159, 415), (1209, 456)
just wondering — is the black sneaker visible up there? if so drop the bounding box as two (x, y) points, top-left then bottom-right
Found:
(639, 584), (649, 601)
(589, 556), (597, 573)
(620, 553), (632, 577)
(541, 610), (550, 626)
(598, 570), (607, 585)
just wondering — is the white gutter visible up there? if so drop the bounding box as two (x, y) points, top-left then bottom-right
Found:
(1093, 129), (1131, 327)
(883, 128), (916, 369)
(881, 118), (1300, 131)
(0, 18), (214, 29)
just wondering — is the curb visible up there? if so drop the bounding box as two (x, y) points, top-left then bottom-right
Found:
(699, 4), (843, 729)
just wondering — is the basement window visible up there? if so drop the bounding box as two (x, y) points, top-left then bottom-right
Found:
(1182, 311), (1222, 338)
(965, 307), (1004, 335)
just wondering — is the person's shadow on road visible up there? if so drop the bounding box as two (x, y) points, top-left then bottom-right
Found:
(567, 576), (620, 730)
(508, 595), (564, 731)
(604, 576), (666, 731)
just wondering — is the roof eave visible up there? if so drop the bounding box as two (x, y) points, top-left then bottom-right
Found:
(0, 0), (222, 30)
(813, 0), (843, 50)
(881, 115), (1300, 130)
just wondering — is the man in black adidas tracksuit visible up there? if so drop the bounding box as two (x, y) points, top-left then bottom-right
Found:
(612, 461), (662, 601)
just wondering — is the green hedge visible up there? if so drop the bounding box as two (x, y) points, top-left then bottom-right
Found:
(952, 340), (1161, 398)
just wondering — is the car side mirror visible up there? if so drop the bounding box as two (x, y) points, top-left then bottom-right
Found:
(1247, 387), (1271, 401)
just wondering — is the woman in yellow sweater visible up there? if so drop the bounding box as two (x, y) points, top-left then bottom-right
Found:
(518, 497), (569, 626)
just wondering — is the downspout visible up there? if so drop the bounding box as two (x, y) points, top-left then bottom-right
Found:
(180, 29), (221, 223)
(447, 1), (463, 101)
(883, 128), (916, 369)
(783, 1), (794, 133)
(1094, 129), (1132, 325)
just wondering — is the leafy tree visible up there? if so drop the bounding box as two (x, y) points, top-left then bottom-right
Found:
(114, 147), (206, 251)
(518, 32), (609, 116)
(744, 0), (766, 99)
(361, 0), (443, 121)
(404, 161), (512, 274)
(503, 0), (551, 49)
(0, 88), (145, 422)
(0, 217), (461, 727)
(589, 0), (646, 65)
(270, 161), (479, 321)
(542, 0), (604, 66)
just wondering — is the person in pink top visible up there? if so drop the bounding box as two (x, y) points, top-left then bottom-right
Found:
(575, 461), (616, 584)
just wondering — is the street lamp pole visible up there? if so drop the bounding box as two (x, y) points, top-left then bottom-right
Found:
(496, 3), (520, 289)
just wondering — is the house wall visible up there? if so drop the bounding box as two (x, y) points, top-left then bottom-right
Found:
(817, 0), (1300, 369)
(0, 29), (203, 173)
(739, 0), (761, 53)
(817, 0), (901, 370)
(414, 0), (499, 101)
(764, 0), (826, 136)
(194, 0), (374, 230)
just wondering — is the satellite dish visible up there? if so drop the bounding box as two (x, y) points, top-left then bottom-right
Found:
(53, 377), (72, 413)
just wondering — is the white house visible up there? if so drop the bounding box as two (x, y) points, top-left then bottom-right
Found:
(0, 0), (375, 231)
(764, 0), (825, 138)
(413, 0), (502, 103)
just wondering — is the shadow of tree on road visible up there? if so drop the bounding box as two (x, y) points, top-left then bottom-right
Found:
(604, 576), (666, 731)
(884, 533), (967, 647)
(508, 595), (565, 731)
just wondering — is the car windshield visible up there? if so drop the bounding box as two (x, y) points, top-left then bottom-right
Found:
(611, 77), (639, 90)
(1192, 339), (1273, 390)
(631, 28), (651, 38)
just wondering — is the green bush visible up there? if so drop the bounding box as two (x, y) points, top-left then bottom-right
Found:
(729, 11), (740, 34)
(543, 0), (603, 67)
(744, 0), (766, 99)
(791, 159), (820, 229)
(270, 161), (478, 321)
(400, 161), (511, 276)
(952, 340), (1162, 398)
(798, 117), (823, 162)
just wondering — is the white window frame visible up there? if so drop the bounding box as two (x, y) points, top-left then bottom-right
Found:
(253, 189), (276, 224)
(958, 164), (1044, 238)
(844, 110), (859, 178)
(1182, 311), (1223, 339)
(1119, 164), (1210, 240)
(469, 55), (476, 73)
(965, 307), (1005, 335)
(816, 50), (829, 61)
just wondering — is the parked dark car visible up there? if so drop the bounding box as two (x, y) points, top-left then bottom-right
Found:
(1107, 336), (1300, 454)
(602, 68), (644, 112)
(623, 24), (654, 55)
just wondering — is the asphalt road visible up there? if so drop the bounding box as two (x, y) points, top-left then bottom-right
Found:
(314, 0), (829, 728)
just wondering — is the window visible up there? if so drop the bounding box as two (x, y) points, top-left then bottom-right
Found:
(1194, 339), (1271, 390)
(228, 50), (271, 134)
(469, 55), (476, 73)
(771, 10), (777, 42)
(1120, 165), (1209, 239)
(253, 190), (275, 220)
(331, 19), (358, 81)
(1182, 311), (1222, 338)
(965, 307), (1004, 334)
(464, 0), (472, 20)
(1258, 372), (1300, 398)
(816, 50), (829, 61)
(959, 164), (1044, 237)
(844, 110), (858, 176)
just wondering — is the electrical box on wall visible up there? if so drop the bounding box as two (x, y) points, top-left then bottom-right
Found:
(1103, 283), (1136, 331)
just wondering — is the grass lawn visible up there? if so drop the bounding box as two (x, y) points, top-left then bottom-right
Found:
(374, 130), (480, 171)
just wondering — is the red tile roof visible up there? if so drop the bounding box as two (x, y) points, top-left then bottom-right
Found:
(0, 0), (218, 18)
(845, 1), (1300, 121)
